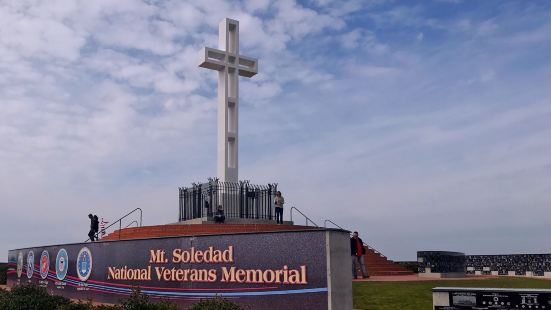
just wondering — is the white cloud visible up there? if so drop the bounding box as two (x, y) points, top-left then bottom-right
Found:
(352, 64), (402, 78)
(340, 29), (363, 49)
(0, 2), (85, 61)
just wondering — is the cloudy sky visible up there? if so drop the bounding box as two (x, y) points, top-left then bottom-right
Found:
(1, 0), (551, 262)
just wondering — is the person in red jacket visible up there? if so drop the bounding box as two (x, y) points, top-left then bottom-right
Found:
(350, 231), (369, 279)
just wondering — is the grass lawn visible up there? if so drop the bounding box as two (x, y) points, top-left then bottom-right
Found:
(353, 277), (551, 310)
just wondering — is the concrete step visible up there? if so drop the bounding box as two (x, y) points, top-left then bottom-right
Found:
(101, 224), (318, 241)
(361, 245), (413, 276)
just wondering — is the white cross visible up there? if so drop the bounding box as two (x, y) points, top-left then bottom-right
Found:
(198, 18), (258, 183)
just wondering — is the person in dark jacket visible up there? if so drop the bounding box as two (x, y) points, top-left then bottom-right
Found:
(350, 231), (369, 279)
(93, 215), (100, 240)
(88, 214), (96, 241)
(214, 205), (225, 223)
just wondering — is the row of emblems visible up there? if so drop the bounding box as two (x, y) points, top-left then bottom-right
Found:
(16, 247), (92, 282)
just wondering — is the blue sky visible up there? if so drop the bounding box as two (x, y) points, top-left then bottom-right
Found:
(1, 0), (551, 262)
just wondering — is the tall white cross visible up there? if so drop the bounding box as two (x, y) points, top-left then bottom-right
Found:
(198, 18), (258, 183)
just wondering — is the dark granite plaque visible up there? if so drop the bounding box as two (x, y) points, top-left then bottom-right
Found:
(434, 287), (551, 310)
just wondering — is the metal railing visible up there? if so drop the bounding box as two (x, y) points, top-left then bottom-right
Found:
(179, 178), (277, 222)
(124, 220), (139, 229)
(324, 219), (345, 230)
(289, 206), (319, 227)
(364, 244), (387, 259)
(85, 208), (143, 242)
(323, 218), (387, 259)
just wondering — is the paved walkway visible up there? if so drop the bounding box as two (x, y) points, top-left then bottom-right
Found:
(354, 274), (499, 282)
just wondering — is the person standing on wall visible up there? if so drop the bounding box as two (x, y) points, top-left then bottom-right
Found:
(88, 214), (96, 241)
(274, 191), (285, 224)
(93, 215), (100, 240)
(214, 205), (226, 223)
(351, 231), (369, 279)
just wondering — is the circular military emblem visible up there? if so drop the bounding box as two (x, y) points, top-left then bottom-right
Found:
(40, 250), (50, 280)
(26, 251), (34, 279)
(16, 252), (23, 278)
(76, 247), (92, 282)
(55, 249), (69, 281)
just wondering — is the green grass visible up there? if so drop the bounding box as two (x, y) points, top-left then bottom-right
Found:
(353, 277), (551, 310)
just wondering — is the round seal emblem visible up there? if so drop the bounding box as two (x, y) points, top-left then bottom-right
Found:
(55, 249), (69, 281)
(40, 250), (50, 280)
(16, 252), (23, 278)
(26, 251), (34, 279)
(76, 247), (92, 282)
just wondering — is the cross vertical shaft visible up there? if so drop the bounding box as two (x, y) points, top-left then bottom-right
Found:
(218, 19), (239, 183)
(198, 18), (258, 183)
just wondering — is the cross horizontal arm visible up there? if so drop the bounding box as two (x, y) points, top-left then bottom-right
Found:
(238, 55), (258, 78)
(198, 47), (258, 78)
(198, 47), (226, 71)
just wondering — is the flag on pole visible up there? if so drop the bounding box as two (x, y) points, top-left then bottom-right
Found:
(100, 218), (109, 237)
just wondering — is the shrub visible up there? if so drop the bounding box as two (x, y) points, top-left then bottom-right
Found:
(0, 284), (180, 310)
(8, 283), (71, 309)
(58, 303), (96, 310)
(58, 301), (121, 310)
(120, 288), (177, 310)
(0, 288), (10, 310)
(0, 264), (7, 285)
(120, 288), (154, 310)
(397, 261), (419, 273)
(150, 301), (179, 310)
(188, 297), (246, 310)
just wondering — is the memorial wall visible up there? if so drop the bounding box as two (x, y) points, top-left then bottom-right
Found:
(466, 254), (551, 276)
(417, 251), (465, 277)
(7, 229), (352, 310)
(418, 252), (551, 278)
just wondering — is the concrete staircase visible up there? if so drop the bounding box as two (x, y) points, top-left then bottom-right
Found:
(362, 246), (414, 276)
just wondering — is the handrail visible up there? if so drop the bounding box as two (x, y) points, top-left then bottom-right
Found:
(85, 208), (143, 242)
(124, 220), (139, 229)
(324, 218), (387, 259)
(289, 206), (319, 227)
(323, 219), (345, 230)
(364, 243), (387, 259)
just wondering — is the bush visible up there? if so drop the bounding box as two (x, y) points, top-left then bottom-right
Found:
(0, 288), (11, 310)
(58, 301), (121, 310)
(0, 264), (7, 285)
(8, 283), (71, 309)
(0, 284), (244, 310)
(396, 261), (419, 273)
(0, 284), (122, 310)
(188, 297), (246, 310)
(120, 288), (177, 310)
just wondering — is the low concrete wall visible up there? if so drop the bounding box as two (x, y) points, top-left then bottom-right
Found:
(419, 272), (465, 279)
(8, 229), (351, 310)
(326, 231), (352, 310)
(466, 254), (551, 278)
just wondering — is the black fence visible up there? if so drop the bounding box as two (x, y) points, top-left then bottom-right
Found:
(178, 179), (278, 222)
